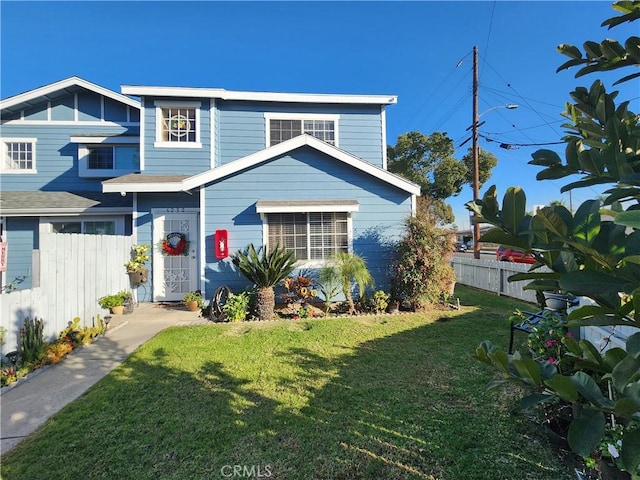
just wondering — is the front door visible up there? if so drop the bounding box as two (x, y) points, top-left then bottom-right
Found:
(152, 211), (199, 301)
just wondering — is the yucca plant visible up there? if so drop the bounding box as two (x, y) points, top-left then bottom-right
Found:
(333, 252), (374, 314)
(231, 243), (297, 321)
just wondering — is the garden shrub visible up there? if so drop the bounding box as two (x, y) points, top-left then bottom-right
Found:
(393, 215), (455, 310)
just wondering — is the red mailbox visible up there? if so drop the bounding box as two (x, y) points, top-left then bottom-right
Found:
(215, 229), (229, 259)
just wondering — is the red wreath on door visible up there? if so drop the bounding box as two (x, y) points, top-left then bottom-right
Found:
(161, 232), (189, 256)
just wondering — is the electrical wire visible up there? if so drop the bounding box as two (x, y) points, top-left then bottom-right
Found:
(480, 1), (497, 81)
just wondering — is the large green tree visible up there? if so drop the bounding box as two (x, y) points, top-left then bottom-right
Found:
(388, 131), (498, 224)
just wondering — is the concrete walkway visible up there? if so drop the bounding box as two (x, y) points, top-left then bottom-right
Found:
(0, 303), (208, 456)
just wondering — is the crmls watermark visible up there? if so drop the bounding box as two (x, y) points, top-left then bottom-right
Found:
(220, 464), (273, 478)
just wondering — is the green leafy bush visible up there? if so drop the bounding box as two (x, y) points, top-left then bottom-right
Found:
(468, 3), (640, 476)
(392, 215), (455, 310)
(370, 290), (390, 314)
(98, 291), (129, 309)
(222, 291), (251, 322)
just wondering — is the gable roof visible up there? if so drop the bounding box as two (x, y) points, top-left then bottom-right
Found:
(0, 76), (140, 117)
(121, 85), (397, 105)
(102, 135), (420, 196)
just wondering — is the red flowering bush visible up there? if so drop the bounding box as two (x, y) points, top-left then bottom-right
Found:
(282, 276), (317, 304)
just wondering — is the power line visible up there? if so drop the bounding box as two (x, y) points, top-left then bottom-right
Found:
(479, 54), (564, 139)
(480, 1), (498, 81)
(478, 133), (565, 148)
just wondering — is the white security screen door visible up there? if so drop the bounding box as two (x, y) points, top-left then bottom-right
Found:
(152, 211), (198, 301)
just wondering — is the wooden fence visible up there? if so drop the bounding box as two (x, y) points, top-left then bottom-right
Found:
(1, 233), (133, 356)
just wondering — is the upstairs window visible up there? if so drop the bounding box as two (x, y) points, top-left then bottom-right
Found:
(2, 139), (37, 173)
(155, 101), (201, 148)
(265, 113), (338, 147)
(78, 145), (140, 177)
(88, 147), (114, 169)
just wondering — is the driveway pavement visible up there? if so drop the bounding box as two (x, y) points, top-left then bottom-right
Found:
(0, 303), (207, 455)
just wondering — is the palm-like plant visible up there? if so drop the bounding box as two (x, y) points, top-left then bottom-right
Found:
(333, 252), (374, 314)
(231, 243), (297, 321)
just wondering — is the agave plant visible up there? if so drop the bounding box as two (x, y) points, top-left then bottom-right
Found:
(231, 243), (297, 321)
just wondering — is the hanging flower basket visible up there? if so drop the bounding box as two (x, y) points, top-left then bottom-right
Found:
(160, 232), (189, 256)
(128, 267), (148, 285)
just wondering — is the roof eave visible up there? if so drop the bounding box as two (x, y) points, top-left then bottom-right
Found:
(121, 85), (397, 105)
(102, 182), (185, 194)
(0, 207), (133, 217)
(1, 76), (141, 113)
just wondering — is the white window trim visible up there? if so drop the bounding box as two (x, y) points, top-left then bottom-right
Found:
(154, 100), (202, 148)
(260, 210), (353, 268)
(39, 216), (125, 235)
(1, 137), (37, 174)
(77, 144), (140, 178)
(263, 112), (340, 149)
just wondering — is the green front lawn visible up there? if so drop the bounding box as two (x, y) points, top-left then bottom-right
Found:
(2, 286), (573, 479)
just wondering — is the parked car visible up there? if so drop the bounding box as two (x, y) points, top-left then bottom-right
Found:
(454, 242), (467, 252)
(496, 245), (536, 264)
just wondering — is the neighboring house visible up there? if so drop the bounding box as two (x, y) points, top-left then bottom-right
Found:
(0, 77), (140, 291)
(1, 77), (420, 302)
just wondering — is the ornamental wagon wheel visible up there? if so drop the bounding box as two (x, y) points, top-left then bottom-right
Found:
(209, 285), (232, 322)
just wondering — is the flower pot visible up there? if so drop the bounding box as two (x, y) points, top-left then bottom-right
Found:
(128, 268), (148, 286)
(110, 305), (125, 315)
(185, 300), (200, 312)
(543, 291), (569, 311)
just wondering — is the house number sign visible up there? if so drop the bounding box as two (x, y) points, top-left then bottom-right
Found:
(165, 207), (186, 213)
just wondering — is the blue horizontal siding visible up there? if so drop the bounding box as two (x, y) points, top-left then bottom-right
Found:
(0, 124), (136, 191)
(142, 97), (212, 175)
(216, 101), (384, 167)
(201, 146), (411, 299)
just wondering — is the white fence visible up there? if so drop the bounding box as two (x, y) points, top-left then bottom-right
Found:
(452, 255), (638, 350)
(451, 255), (539, 303)
(1, 233), (132, 355)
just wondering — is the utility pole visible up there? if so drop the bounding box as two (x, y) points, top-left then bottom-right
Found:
(472, 45), (480, 260)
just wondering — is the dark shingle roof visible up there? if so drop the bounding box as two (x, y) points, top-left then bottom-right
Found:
(102, 173), (189, 185)
(0, 191), (133, 216)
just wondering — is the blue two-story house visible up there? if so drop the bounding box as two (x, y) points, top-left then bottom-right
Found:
(1, 77), (420, 303)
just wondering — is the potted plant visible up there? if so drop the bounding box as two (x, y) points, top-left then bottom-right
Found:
(124, 244), (150, 285)
(98, 290), (129, 315)
(183, 291), (204, 312)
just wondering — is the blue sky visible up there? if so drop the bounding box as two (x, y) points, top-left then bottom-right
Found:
(1, 1), (637, 228)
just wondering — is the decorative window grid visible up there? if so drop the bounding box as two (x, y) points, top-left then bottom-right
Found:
(3, 140), (36, 171)
(161, 107), (196, 143)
